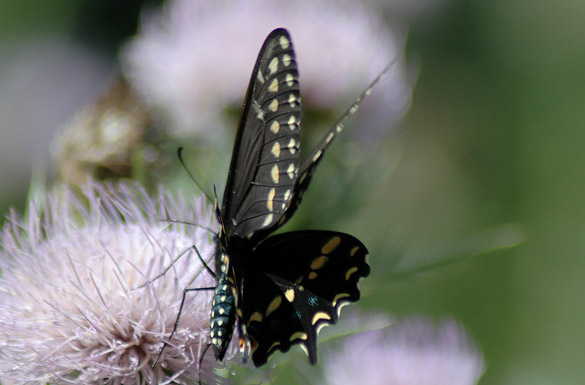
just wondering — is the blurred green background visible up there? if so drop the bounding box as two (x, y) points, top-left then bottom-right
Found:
(1, 1), (584, 384)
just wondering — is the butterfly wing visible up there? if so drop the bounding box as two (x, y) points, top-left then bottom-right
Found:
(221, 28), (302, 243)
(240, 231), (370, 366)
(274, 62), (394, 228)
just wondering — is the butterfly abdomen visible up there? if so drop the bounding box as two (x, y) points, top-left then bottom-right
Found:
(210, 262), (237, 361)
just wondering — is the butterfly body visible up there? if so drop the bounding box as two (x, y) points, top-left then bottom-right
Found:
(209, 28), (370, 367)
(209, 244), (237, 361)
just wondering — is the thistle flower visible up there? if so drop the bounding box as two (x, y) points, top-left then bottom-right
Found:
(324, 316), (485, 385)
(0, 181), (233, 384)
(122, 0), (410, 139)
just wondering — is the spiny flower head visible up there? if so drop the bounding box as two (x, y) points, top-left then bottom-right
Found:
(0, 181), (233, 384)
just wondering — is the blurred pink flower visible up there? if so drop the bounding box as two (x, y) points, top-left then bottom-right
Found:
(0, 181), (233, 384)
(122, 0), (411, 139)
(325, 316), (485, 385)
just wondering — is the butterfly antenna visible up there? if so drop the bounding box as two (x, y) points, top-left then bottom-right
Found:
(301, 57), (402, 171)
(212, 185), (223, 227)
(178, 147), (214, 203)
(158, 217), (217, 236)
(331, 57), (400, 138)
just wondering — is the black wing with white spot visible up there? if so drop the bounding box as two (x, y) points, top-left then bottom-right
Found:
(222, 28), (301, 242)
(241, 231), (370, 366)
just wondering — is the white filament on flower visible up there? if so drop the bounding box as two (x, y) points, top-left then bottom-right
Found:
(0, 181), (234, 384)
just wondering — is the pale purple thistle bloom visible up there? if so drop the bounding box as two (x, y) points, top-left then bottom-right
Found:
(122, 0), (410, 138)
(0, 181), (233, 384)
(325, 316), (485, 385)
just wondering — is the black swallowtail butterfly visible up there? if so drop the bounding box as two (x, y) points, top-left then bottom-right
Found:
(207, 28), (372, 367)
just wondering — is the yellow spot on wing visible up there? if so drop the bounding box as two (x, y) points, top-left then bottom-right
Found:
(268, 341), (281, 352)
(282, 54), (292, 66)
(249, 311), (263, 323)
(268, 78), (279, 93)
(316, 322), (329, 335)
(336, 301), (350, 317)
(287, 115), (297, 130)
(345, 267), (358, 281)
(279, 35), (290, 49)
(350, 246), (360, 256)
(278, 214), (287, 225)
(325, 132), (334, 144)
(270, 120), (280, 133)
(269, 98), (279, 112)
(312, 150), (322, 162)
(284, 288), (295, 302)
(289, 331), (308, 341)
(266, 295), (282, 317)
(271, 142), (281, 158)
(271, 164), (280, 183)
(262, 213), (274, 227)
(308, 271), (318, 280)
(268, 57), (278, 74)
(312, 311), (332, 325)
(267, 188), (276, 211)
(310, 255), (329, 270)
(332, 293), (350, 307)
(321, 236), (341, 254)
(288, 138), (297, 154)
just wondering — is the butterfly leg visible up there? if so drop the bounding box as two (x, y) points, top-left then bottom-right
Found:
(191, 243), (217, 279)
(152, 285), (215, 367)
(197, 343), (213, 385)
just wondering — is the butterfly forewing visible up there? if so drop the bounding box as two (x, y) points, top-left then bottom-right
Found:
(272, 66), (392, 229)
(222, 28), (302, 242)
(241, 231), (370, 366)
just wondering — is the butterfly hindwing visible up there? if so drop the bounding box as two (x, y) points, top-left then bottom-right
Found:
(240, 231), (370, 366)
(222, 28), (301, 242)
